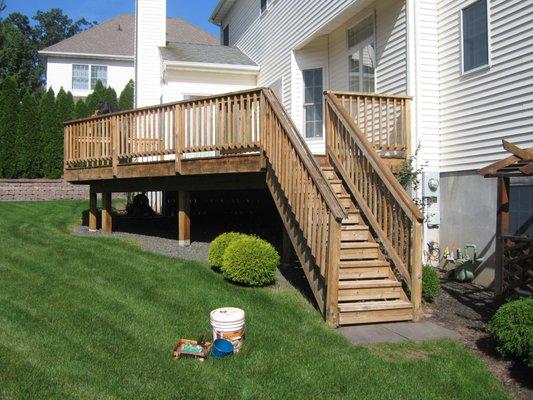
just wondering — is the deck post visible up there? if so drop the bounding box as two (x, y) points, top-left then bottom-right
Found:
(178, 190), (190, 246)
(325, 214), (341, 328)
(411, 221), (423, 321)
(102, 192), (112, 234)
(495, 177), (510, 295)
(89, 191), (98, 231)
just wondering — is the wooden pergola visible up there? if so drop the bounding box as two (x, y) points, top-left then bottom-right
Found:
(478, 140), (533, 296)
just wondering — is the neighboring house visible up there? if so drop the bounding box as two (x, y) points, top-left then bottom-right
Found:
(39, 13), (218, 99)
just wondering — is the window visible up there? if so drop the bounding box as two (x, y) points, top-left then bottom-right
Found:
(462, 0), (489, 72)
(510, 185), (533, 235)
(222, 25), (229, 46)
(91, 65), (107, 89)
(303, 68), (323, 139)
(72, 64), (89, 90)
(347, 16), (375, 92)
(261, 0), (268, 12)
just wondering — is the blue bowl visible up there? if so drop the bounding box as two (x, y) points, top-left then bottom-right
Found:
(211, 339), (234, 358)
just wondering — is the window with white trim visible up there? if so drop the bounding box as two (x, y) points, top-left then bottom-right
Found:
(347, 15), (376, 92)
(462, 0), (489, 72)
(72, 64), (89, 90)
(303, 68), (323, 139)
(91, 65), (108, 89)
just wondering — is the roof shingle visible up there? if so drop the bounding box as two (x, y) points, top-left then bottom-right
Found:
(40, 14), (218, 57)
(161, 42), (257, 66)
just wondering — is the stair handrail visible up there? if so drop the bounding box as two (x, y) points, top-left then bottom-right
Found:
(324, 91), (423, 318)
(261, 88), (347, 222)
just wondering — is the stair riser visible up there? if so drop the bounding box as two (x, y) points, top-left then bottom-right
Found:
(339, 287), (402, 301)
(339, 308), (413, 325)
(341, 230), (370, 242)
(342, 215), (360, 225)
(340, 248), (380, 260)
(340, 197), (352, 208)
(330, 182), (344, 193)
(323, 170), (336, 179)
(339, 267), (389, 279)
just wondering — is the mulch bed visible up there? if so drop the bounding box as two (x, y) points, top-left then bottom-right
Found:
(425, 274), (532, 400)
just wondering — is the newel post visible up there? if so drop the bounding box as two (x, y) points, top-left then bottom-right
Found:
(411, 220), (423, 321)
(326, 214), (341, 327)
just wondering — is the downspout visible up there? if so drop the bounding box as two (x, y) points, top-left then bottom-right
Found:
(134, 0), (139, 108)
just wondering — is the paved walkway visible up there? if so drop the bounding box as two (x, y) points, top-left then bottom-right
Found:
(338, 321), (460, 345)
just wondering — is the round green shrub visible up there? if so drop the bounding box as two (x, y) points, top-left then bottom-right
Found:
(422, 265), (440, 303)
(221, 236), (280, 286)
(208, 232), (246, 269)
(487, 298), (533, 367)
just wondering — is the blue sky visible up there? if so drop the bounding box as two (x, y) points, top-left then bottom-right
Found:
(4, 0), (220, 36)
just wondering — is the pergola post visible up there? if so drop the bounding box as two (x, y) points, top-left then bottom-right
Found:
(178, 191), (190, 246)
(102, 192), (113, 234)
(495, 177), (510, 294)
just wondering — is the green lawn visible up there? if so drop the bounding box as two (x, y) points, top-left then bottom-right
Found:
(0, 201), (508, 399)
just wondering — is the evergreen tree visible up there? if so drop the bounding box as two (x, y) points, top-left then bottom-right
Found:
(15, 92), (39, 178)
(0, 76), (20, 178)
(85, 80), (106, 114)
(74, 99), (89, 119)
(118, 79), (134, 110)
(39, 88), (60, 178)
(56, 88), (74, 123)
(104, 86), (118, 110)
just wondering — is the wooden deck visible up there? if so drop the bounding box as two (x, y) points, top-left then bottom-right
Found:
(63, 88), (423, 327)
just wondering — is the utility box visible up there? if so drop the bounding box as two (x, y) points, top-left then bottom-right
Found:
(422, 172), (440, 227)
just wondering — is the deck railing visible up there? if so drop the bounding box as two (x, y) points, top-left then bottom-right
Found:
(64, 88), (346, 322)
(331, 91), (411, 155)
(325, 91), (423, 317)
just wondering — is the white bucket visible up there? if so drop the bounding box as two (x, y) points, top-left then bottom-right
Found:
(210, 307), (245, 352)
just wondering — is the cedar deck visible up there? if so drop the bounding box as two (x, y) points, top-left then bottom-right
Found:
(64, 88), (424, 326)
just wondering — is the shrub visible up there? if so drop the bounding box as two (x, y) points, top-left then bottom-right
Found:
(208, 232), (246, 269)
(222, 236), (279, 286)
(487, 298), (533, 367)
(422, 265), (440, 303)
(119, 79), (134, 110)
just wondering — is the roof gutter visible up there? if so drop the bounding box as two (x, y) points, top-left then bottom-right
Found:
(209, 0), (234, 25)
(38, 50), (134, 61)
(163, 60), (259, 75)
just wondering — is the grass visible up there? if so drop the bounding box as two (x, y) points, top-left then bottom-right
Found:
(0, 201), (508, 400)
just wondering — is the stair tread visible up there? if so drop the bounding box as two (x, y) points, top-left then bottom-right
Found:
(339, 279), (401, 289)
(341, 225), (367, 230)
(341, 242), (379, 249)
(340, 260), (390, 268)
(339, 300), (412, 312)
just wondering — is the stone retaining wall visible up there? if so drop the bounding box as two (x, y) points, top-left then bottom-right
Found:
(0, 179), (89, 201)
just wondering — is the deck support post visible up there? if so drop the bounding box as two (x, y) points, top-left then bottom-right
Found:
(102, 192), (112, 234)
(178, 190), (190, 246)
(325, 214), (341, 328)
(89, 191), (98, 231)
(411, 221), (423, 321)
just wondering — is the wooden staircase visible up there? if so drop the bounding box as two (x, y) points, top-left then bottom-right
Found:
(63, 87), (423, 327)
(323, 165), (413, 325)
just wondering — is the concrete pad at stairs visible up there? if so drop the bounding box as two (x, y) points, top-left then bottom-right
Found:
(338, 321), (459, 345)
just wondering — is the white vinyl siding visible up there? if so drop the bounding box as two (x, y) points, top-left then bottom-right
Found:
(438, 0), (533, 172)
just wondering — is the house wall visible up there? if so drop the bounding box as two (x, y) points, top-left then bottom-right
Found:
(45, 57), (134, 98)
(162, 69), (257, 103)
(222, 0), (408, 153)
(438, 0), (533, 173)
